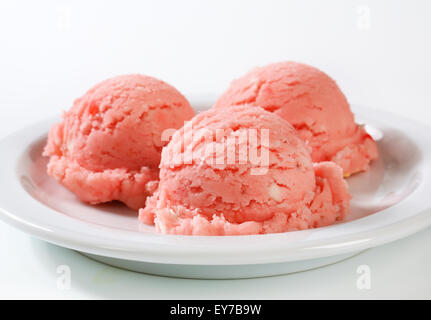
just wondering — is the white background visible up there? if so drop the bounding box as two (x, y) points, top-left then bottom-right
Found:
(0, 0), (430, 299)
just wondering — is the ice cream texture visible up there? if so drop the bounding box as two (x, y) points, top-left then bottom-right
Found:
(139, 106), (351, 235)
(214, 61), (378, 175)
(44, 74), (195, 210)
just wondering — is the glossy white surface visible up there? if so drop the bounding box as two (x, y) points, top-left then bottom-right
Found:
(0, 106), (430, 279)
(1, 221), (431, 299)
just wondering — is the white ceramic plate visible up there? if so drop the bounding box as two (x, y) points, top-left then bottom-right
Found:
(0, 104), (431, 279)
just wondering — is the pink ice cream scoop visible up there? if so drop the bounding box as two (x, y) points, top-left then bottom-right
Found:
(44, 74), (195, 210)
(139, 105), (350, 235)
(214, 61), (378, 176)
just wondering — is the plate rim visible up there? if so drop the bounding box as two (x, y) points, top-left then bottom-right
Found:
(0, 104), (431, 265)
